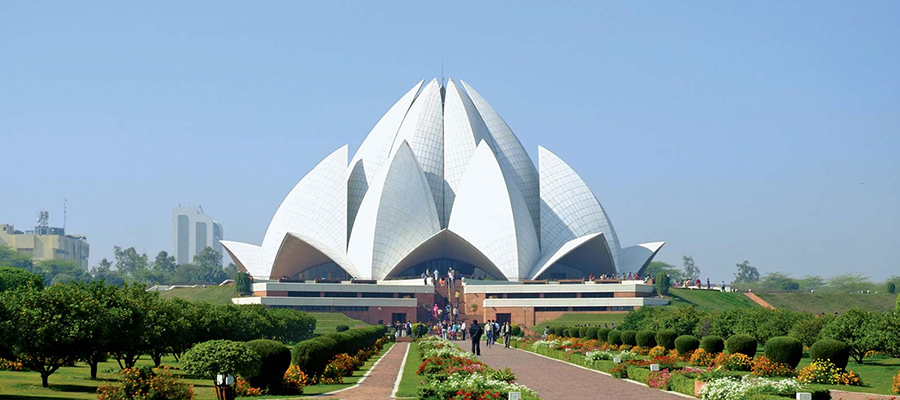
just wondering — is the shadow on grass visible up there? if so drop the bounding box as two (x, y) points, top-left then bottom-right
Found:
(0, 395), (66, 400)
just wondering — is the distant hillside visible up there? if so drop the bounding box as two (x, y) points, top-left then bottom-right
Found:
(755, 291), (896, 314)
(667, 288), (759, 312)
(157, 285), (238, 305)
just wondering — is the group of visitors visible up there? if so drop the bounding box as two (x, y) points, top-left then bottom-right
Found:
(432, 302), (460, 323)
(392, 320), (413, 339)
(421, 267), (463, 288)
(588, 272), (649, 282)
(434, 320), (468, 340)
(466, 319), (513, 355)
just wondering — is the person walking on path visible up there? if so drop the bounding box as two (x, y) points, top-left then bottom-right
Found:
(469, 319), (483, 355)
(461, 321), (467, 340)
(502, 321), (512, 348)
(485, 320), (494, 348)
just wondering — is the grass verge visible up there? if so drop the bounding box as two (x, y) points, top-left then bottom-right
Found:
(394, 341), (422, 399)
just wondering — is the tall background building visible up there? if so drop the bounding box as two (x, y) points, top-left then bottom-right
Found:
(0, 211), (90, 269)
(172, 206), (223, 265)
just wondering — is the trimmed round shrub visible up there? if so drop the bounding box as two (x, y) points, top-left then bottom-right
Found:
(511, 325), (522, 336)
(727, 334), (757, 357)
(607, 330), (623, 346)
(809, 339), (850, 370)
(336, 324), (349, 332)
(765, 336), (803, 368)
(700, 335), (725, 354)
(563, 328), (572, 338)
(579, 327), (589, 338)
(585, 327), (598, 341)
(636, 330), (657, 348)
(675, 335), (700, 354)
(597, 328), (612, 342)
(182, 340), (261, 383)
(621, 330), (638, 346)
(246, 339), (291, 391)
(656, 329), (677, 350)
(292, 340), (330, 377)
(553, 326), (566, 336)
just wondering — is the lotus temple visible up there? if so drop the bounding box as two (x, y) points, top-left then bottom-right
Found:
(226, 79), (668, 326)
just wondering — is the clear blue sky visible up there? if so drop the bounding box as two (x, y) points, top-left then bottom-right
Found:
(2, 2), (898, 282)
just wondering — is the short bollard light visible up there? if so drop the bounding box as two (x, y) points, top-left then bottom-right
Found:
(795, 393), (812, 400)
(613, 356), (622, 364)
(508, 392), (521, 400)
(650, 364), (660, 372)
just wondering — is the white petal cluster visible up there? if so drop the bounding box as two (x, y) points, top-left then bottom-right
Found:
(223, 79), (664, 281)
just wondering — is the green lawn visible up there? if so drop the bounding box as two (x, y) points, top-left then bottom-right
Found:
(530, 312), (627, 333)
(0, 343), (394, 400)
(394, 342), (422, 399)
(157, 285), (239, 305)
(756, 292), (898, 314)
(666, 288), (759, 312)
(307, 312), (369, 335)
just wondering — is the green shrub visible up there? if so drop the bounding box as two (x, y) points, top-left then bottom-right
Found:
(246, 339), (290, 391)
(578, 327), (588, 338)
(635, 330), (657, 348)
(656, 272), (670, 296)
(627, 366), (651, 383)
(674, 335), (700, 354)
(181, 340), (261, 383)
(668, 374), (695, 396)
(789, 315), (832, 347)
(607, 330), (622, 346)
(887, 282), (896, 294)
(553, 326), (566, 336)
(621, 330), (637, 346)
(700, 335), (725, 354)
(656, 329), (677, 350)
(291, 340), (330, 377)
(597, 328), (612, 342)
(335, 324), (349, 332)
(896, 293), (900, 312)
(585, 327), (598, 341)
(234, 272), (252, 296)
(809, 339), (850, 370)
(727, 334), (757, 357)
(511, 325), (522, 336)
(764, 336), (803, 368)
(563, 328), (573, 338)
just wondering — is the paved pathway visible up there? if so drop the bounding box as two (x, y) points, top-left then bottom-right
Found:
(477, 343), (688, 400)
(744, 292), (775, 309)
(314, 342), (408, 400)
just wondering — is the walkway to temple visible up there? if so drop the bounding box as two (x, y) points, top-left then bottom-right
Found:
(315, 342), (408, 400)
(476, 343), (689, 400)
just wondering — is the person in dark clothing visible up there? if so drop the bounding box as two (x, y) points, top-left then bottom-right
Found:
(469, 319), (483, 355)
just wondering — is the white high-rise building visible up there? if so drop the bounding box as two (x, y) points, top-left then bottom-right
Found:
(172, 207), (223, 265)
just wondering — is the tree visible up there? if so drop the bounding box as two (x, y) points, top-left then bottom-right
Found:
(32, 259), (90, 285)
(113, 246), (149, 278)
(0, 283), (104, 387)
(194, 247), (223, 269)
(789, 315), (833, 347)
(108, 283), (160, 369)
(0, 267), (43, 292)
(235, 272), (252, 295)
(733, 260), (759, 283)
(800, 275), (825, 291)
(682, 256), (700, 281)
(760, 272), (800, 291)
(896, 293), (900, 312)
(820, 308), (878, 363)
(223, 263), (238, 279)
(870, 311), (900, 358)
(180, 340), (261, 385)
(90, 258), (125, 286)
(0, 244), (34, 271)
(655, 272), (671, 296)
(645, 261), (683, 281)
(828, 273), (874, 293)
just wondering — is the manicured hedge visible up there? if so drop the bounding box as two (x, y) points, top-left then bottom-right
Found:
(607, 330), (623, 346)
(809, 339), (850, 370)
(563, 328), (573, 338)
(727, 334), (757, 357)
(621, 330), (638, 346)
(675, 335), (700, 354)
(246, 339), (291, 391)
(597, 328), (612, 342)
(579, 327), (589, 338)
(656, 329), (677, 350)
(635, 330), (657, 348)
(765, 336), (803, 368)
(585, 327), (598, 341)
(336, 324), (349, 332)
(700, 335), (725, 354)
(626, 366), (651, 383)
(290, 325), (386, 377)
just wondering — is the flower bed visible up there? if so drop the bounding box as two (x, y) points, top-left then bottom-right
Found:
(416, 337), (540, 400)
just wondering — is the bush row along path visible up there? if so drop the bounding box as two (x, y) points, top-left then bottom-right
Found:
(477, 343), (688, 400)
